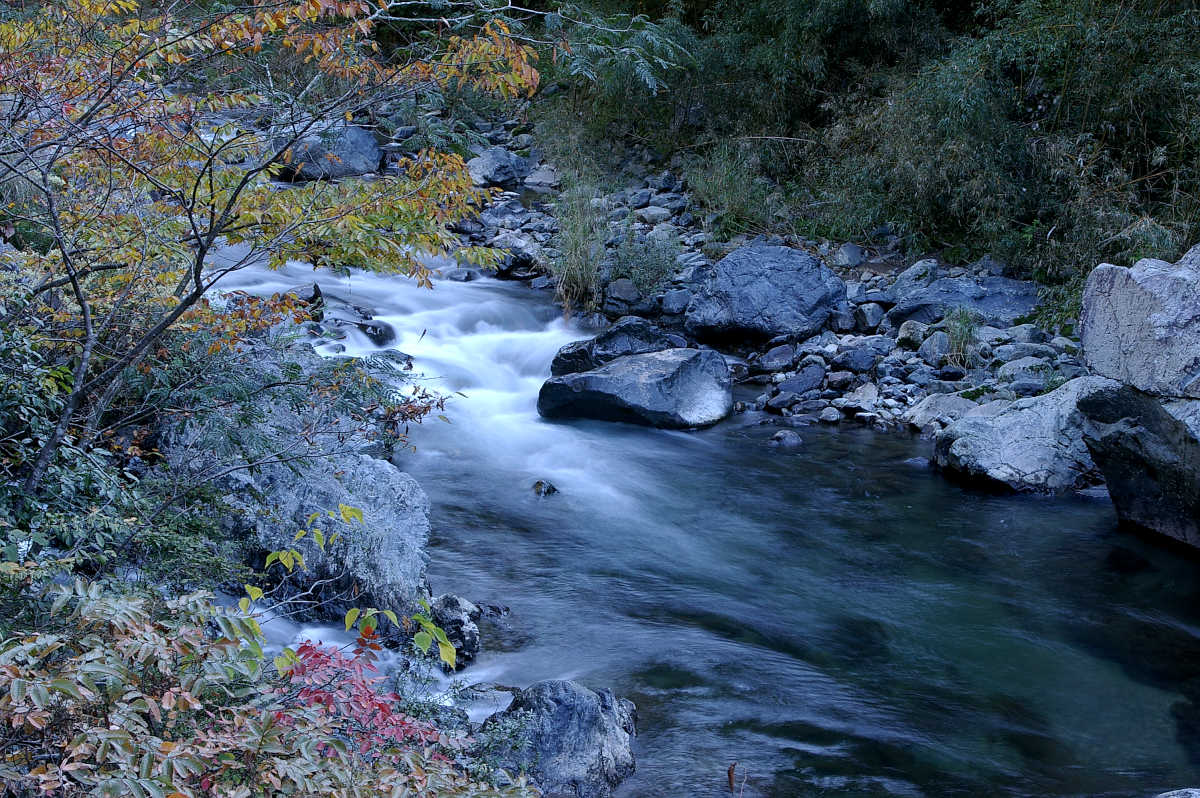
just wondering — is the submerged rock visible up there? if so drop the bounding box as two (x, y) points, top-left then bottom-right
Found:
(482, 680), (636, 798)
(1081, 243), (1200, 398)
(538, 349), (732, 429)
(933, 376), (1119, 493)
(684, 244), (846, 345)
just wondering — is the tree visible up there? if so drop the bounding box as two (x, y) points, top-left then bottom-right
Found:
(0, 0), (539, 496)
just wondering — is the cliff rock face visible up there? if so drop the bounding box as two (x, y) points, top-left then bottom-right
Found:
(1076, 242), (1200, 545)
(1076, 381), (1200, 546)
(1081, 243), (1200, 399)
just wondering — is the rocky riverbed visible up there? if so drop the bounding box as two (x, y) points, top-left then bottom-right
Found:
(194, 115), (1200, 797)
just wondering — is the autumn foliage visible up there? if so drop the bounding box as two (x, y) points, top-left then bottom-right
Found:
(0, 0), (539, 493)
(0, 579), (531, 796)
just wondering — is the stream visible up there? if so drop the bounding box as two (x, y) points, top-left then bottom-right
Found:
(222, 263), (1200, 798)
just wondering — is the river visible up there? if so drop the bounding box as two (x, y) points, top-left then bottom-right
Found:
(223, 263), (1200, 798)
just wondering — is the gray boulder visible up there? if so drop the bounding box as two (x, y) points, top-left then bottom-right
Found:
(885, 276), (1038, 330)
(482, 680), (636, 798)
(538, 349), (732, 429)
(933, 376), (1120, 493)
(468, 147), (531, 186)
(279, 122), (381, 180)
(918, 331), (950, 367)
(901, 393), (979, 432)
(1080, 243), (1200, 398)
(1077, 381), (1200, 547)
(684, 245), (846, 344)
(1157, 791), (1200, 798)
(550, 317), (678, 376)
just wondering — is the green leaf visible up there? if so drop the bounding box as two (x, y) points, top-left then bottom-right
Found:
(344, 607), (360, 631)
(382, 609), (398, 627)
(438, 641), (457, 669)
(312, 529), (325, 549)
(238, 597), (250, 613)
(338, 503), (363, 525)
(245, 584), (263, 601)
(413, 630), (432, 653)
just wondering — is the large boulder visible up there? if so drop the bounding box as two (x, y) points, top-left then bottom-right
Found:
(1077, 381), (1200, 547)
(1080, 243), (1200, 398)
(550, 317), (679, 376)
(161, 337), (430, 616)
(933, 376), (1120, 493)
(482, 680), (636, 798)
(278, 122), (381, 180)
(468, 147), (531, 187)
(683, 245), (846, 345)
(538, 349), (732, 429)
(884, 275), (1038, 330)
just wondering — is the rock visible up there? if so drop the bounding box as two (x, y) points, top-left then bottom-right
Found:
(550, 317), (677, 376)
(1077, 381), (1200, 546)
(1080, 243), (1200, 398)
(758, 343), (796, 372)
(996, 355), (1050, 382)
(901, 393), (978, 432)
(684, 245), (846, 345)
(467, 147), (531, 187)
(537, 349), (732, 429)
(885, 276), (1039, 330)
(896, 319), (929, 350)
(854, 302), (885, 331)
(1007, 323), (1047, 344)
(768, 429), (804, 449)
(1157, 790), (1200, 798)
(918, 331), (950, 367)
(833, 243), (866, 269)
(443, 267), (479, 282)
(777, 358), (826, 395)
(604, 278), (640, 306)
(839, 382), (879, 414)
(992, 342), (1057, 362)
(533, 479), (559, 496)
(826, 370), (854, 390)
(660, 289), (691, 315)
(525, 164), (561, 189)
(635, 206), (672, 224)
(818, 406), (842, 423)
(832, 336), (893, 374)
(933, 376), (1120, 493)
(482, 680), (636, 798)
(430, 594), (481, 669)
(278, 122), (381, 180)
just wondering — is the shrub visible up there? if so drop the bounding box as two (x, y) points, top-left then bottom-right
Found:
(550, 186), (607, 312)
(682, 142), (789, 240)
(0, 577), (534, 796)
(943, 306), (980, 369)
(610, 217), (679, 293)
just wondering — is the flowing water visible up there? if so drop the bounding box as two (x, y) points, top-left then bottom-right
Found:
(222, 263), (1200, 798)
